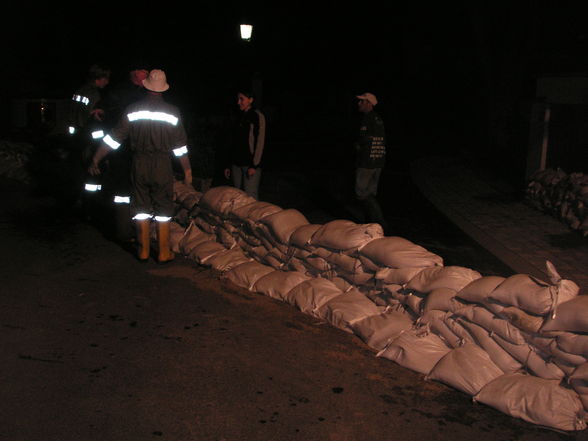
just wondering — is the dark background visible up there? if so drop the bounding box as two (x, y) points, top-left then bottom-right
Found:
(2, 2), (588, 184)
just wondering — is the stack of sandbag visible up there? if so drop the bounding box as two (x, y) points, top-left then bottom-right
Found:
(526, 168), (588, 237)
(167, 184), (588, 431)
(173, 182), (203, 226)
(397, 261), (586, 431)
(0, 140), (33, 184)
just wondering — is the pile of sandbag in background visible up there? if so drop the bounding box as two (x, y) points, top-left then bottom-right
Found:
(0, 140), (33, 184)
(171, 183), (588, 431)
(526, 168), (588, 238)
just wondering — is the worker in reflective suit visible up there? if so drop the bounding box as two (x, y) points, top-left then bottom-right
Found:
(66, 64), (111, 216)
(88, 69), (192, 263)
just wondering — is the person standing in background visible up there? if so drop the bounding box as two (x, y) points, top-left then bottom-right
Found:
(354, 92), (388, 229)
(224, 89), (266, 200)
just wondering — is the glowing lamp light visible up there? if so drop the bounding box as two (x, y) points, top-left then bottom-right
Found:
(240, 23), (253, 41)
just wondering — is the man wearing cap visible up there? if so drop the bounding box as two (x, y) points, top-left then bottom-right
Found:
(354, 92), (387, 229)
(88, 69), (192, 263)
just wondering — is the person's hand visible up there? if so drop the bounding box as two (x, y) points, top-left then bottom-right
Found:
(247, 167), (256, 177)
(90, 109), (104, 121)
(88, 160), (101, 176)
(224, 168), (231, 179)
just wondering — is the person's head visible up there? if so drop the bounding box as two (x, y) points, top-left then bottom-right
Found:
(88, 64), (111, 88)
(142, 69), (169, 93)
(237, 90), (254, 112)
(356, 92), (377, 113)
(129, 69), (149, 87)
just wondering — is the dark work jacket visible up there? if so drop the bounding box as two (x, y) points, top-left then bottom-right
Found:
(228, 108), (266, 168)
(106, 94), (187, 156)
(356, 110), (386, 169)
(68, 82), (103, 130)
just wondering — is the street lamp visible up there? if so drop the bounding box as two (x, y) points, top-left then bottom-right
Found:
(240, 23), (253, 41)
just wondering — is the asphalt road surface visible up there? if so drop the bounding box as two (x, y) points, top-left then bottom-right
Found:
(1, 172), (583, 441)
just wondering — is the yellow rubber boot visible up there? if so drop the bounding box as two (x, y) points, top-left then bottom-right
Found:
(136, 219), (151, 261)
(157, 220), (175, 264)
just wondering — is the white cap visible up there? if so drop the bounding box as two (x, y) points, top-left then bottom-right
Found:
(356, 92), (378, 106)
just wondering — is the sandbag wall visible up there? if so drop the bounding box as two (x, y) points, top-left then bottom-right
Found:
(526, 168), (588, 237)
(172, 182), (588, 432)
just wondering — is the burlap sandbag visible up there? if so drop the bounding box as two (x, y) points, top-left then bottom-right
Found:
(222, 261), (275, 290)
(489, 273), (580, 316)
(541, 295), (588, 333)
(231, 200), (283, 222)
(456, 275), (506, 304)
(377, 328), (451, 375)
(253, 270), (311, 301)
(315, 288), (382, 333)
(474, 373), (587, 431)
(199, 185), (256, 217)
(350, 306), (415, 351)
(426, 344), (504, 396)
(259, 208), (310, 245)
(406, 266), (482, 294)
(421, 287), (466, 314)
(310, 219), (383, 252)
(206, 248), (252, 273)
(359, 236), (443, 269)
(283, 277), (345, 314)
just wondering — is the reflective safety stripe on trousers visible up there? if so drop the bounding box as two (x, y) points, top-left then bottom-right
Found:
(113, 195), (130, 204)
(85, 184), (102, 192)
(72, 94), (89, 105)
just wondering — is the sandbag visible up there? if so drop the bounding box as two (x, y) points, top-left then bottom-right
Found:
(377, 328), (452, 375)
(188, 240), (227, 265)
(558, 333), (588, 357)
(497, 306), (545, 334)
(458, 318), (523, 373)
(206, 248), (252, 273)
(310, 219), (384, 252)
(453, 304), (527, 345)
(474, 373), (587, 431)
(169, 221), (186, 253)
(231, 200), (282, 222)
(253, 270), (311, 301)
(426, 344), (504, 396)
(569, 363), (588, 411)
(359, 236), (443, 268)
(374, 266), (424, 285)
(421, 287), (466, 314)
(178, 222), (215, 255)
(199, 185), (256, 216)
(547, 340), (588, 367)
(491, 334), (565, 380)
(283, 277), (345, 314)
(541, 295), (588, 333)
(418, 310), (473, 349)
(350, 307), (415, 351)
(406, 266), (482, 294)
(259, 208), (310, 245)
(456, 275), (506, 304)
(315, 288), (382, 333)
(222, 261), (275, 290)
(289, 224), (322, 248)
(489, 273), (580, 316)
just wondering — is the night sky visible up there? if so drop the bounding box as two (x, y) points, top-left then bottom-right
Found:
(3, 3), (588, 173)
